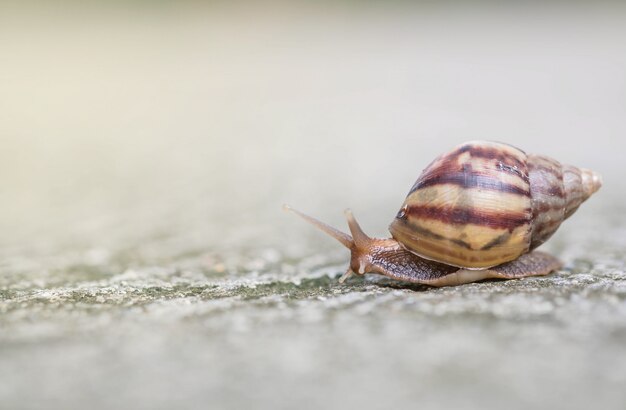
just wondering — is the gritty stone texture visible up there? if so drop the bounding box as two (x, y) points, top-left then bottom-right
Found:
(2, 202), (625, 410)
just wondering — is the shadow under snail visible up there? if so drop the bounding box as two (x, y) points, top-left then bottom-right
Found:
(285, 141), (602, 286)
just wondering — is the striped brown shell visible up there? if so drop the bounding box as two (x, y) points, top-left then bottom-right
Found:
(389, 141), (602, 269)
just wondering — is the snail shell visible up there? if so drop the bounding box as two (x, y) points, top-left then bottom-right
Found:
(389, 141), (602, 269)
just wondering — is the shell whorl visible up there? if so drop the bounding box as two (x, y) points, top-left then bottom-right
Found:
(389, 141), (602, 269)
(528, 156), (602, 249)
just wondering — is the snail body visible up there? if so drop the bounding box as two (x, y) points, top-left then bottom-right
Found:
(286, 141), (602, 286)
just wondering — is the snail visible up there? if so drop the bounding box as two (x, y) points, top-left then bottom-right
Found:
(285, 141), (602, 286)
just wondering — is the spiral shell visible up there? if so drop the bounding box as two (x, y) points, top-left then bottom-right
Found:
(389, 141), (602, 269)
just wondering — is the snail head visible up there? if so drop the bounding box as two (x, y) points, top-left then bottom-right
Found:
(283, 205), (380, 283)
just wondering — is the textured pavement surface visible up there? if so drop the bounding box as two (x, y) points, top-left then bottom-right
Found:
(3, 200), (626, 410)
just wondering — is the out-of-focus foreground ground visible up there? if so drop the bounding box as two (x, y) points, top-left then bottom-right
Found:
(1, 2), (625, 409)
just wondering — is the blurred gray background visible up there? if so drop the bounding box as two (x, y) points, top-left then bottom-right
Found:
(1, 2), (625, 410)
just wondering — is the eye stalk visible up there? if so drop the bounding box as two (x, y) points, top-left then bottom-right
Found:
(282, 204), (353, 249)
(283, 205), (380, 283)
